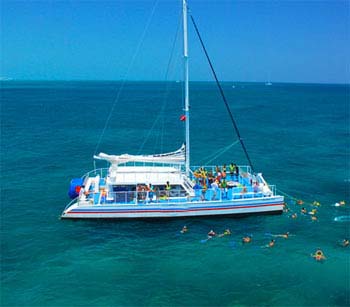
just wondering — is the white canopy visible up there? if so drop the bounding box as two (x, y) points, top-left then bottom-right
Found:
(94, 144), (185, 166)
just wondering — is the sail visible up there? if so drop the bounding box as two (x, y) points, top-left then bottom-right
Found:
(94, 144), (185, 165)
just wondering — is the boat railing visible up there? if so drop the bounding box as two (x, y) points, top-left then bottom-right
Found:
(81, 188), (188, 205)
(100, 161), (184, 171)
(82, 165), (252, 180)
(79, 184), (276, 206)
(64, 197), (79, 211)
(190, 165), (251, 175)
(82, 168), (109, 179)
(269, 185), (276, 195)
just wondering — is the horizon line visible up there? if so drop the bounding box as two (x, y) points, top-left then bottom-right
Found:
(1, 79), (349, 86)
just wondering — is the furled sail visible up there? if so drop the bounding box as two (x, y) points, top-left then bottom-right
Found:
(94, 144), (185, 165)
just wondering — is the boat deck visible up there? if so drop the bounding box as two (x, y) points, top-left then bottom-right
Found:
(80, 173), (275, 206)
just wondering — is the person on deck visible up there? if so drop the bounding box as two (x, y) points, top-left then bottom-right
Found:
(211, 180), (219, 200)
(80, 185), (87, 200)
(235, 164), (239, 179)
(241, 185), (247, 198)
(220, 179), (227, 198)
(208, 172), (214, 185)
(201, 183), (208, 201)
(253, 182), (259, 193)
(222, 164), (227, 177)
(229, 163), (235, 180)
(101, 189), (107, 203)
(154, 186), (160, 202)
(215, 171), (222, 182)
(165, 181), (171, 198)
(148, 183), (154, 202)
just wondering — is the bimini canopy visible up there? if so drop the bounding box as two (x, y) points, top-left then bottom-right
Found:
(94, 144), (185, 166)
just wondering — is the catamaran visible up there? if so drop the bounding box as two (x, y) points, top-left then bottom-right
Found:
(61, 0), (284, 219)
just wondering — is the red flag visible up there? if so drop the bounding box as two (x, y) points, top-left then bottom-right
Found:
(180, 115), (186, 121)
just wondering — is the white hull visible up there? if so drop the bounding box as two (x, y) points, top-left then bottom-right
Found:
(62, 196), (284, 219)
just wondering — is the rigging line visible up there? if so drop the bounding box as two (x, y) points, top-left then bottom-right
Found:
(189, 12), (255, 173)
(94, 0), (159, 155)
(201, 140), (240, 166)
(137, 8), (182, 154)
(276, 188), (315, 207)
(276, 188), (297, 201)
(198, 142), (236, 165)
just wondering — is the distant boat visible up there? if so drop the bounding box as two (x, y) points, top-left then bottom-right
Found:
(61, 0), (284, 219)
(265, 82), (272, 86)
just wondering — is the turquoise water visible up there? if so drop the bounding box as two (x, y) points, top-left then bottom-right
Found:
(1, 81), (349, 306)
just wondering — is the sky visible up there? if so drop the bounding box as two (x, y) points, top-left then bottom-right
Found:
(1, 0), (349, 83)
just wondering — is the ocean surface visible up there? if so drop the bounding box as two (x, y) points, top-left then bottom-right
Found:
(1, 81), (349, 306)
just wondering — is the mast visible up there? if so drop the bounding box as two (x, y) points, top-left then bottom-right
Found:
(183, 0), (190, 176)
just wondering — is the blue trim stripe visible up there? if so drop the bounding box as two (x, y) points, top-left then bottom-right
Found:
(69, 201), (283, 214)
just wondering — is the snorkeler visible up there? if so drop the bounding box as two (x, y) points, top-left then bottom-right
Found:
(207, 230), (216, 239)
(272, 232), (289, 239)
(242, 236), (252, 243)
(180, 226), (188, 234)
(341, 239), (349, 247)
(311, 249), (326, 261)
(267, 239), (275, 248)
(301, 207), (307, 214)
(218, 229), (231, 237)
(309, 209), (317, 215)
(334, 200), (346, 207)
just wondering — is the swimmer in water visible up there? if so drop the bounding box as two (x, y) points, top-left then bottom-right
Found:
(267, 239), (275, 247)
(301, 207), (307, 214)
(242, 236), (252, 243)
(311, 215), (318, 221)
(312, 201), (321, 207)
(341, 239), (349, 247)
(335, 200), (346, 207)
(297, 199), (304, 205)
(309, 209), (317, 215)
(291, 213), (298, 219)
(272, 232), (289, 239)
(218, 229), (231, 237)
(311, 249), (326, 261)
(180, 226), (188, 234)
(207, 230), (216, 239)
